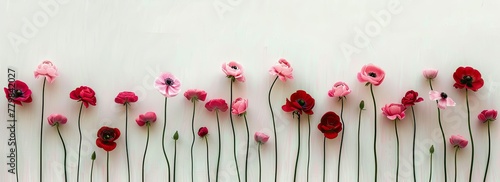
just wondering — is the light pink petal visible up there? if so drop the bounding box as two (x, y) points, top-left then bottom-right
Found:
(437, 99), (447, 109)
(446, 98), (456, 107)
(429, 91), (441, 100)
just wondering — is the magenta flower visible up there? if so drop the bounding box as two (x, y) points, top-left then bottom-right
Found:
(381, 103), (406, 120)
(357, 64), (385, 86)
(184, 89), (207, 102)
(232, 97), (248, 115)
(115, 91), (138, 105)
(269, 59), (293, 82)
(478, 110), (497, 123)
(222, 61), (245, 82)
(328, 81), (351, 98)
(136, 112), (157, 126)
(154, 72), (181, 97)
(34, 60), (58, 83)
(450, 135), (468, 148)
(429, 91), (456, 109)
(4, 80), (33, 106)
(254, 132), (270, 144)
(198, 127), (209, 137)
(47, 114), (68, 126)
(205, 99), (229, 112)
(423, 69), (438, 79)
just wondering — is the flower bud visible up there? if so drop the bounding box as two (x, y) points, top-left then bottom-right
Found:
(173, 131), (179, 140)
(91, 151), (96, 160)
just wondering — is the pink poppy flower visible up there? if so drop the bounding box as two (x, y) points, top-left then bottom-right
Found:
(4, 80), (32, 106)
(154, 72), (181, 97)
(422, 69), (438, 79)
(114, 91), (138, 105)
(254, 132), (270, 144)
(135, 112), (157, 126)
(34, 60), (58, 83)
(184, 89), (207, 102)
(357, 64), (385, 86)
(478, 109), (497, 123)
(381, 103), (406, 120)
(269, 59), (293, 82)
(205, 99), (229, 112)
(232, 97), (248, 115)
(222, 61), (245, 82)
(327, 81), (351, 98)
(47, 114), (68, 126)
(449, 135), (468, 148)
(429, 91), (456, 109)
(198, 127), (208, 137)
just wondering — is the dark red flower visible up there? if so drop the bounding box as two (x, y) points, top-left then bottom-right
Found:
(114, 91), (138, 105)
(317, 111), (342, 139)
(96, 126), (121, 152)
(198, 127), (208, 137)
(4, 80), (32, 106)
(282, 90), (315, 115)
(401, 90), (423, 106)
(453, 67), (484, 91)
(70, 86), (97, 108)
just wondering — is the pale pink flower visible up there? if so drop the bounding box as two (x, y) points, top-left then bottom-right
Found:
(423, 69), (438, 79)
(254, 132), (270, 144)
(357, 64), (385, 86)
(232, 97), (248, 115)
(429, 91), (456, 109)
(222, 61), (245, 82)
(154, 72), (181, 97)
(381, 103), (406, 120)
(34, 60), (58, 83)
(328, 81), (351, 98)
(47, 114), (67, 126)
(269, 59), (293, 82)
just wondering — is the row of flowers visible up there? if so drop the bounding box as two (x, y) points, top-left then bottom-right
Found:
(4, 60), (495, 182)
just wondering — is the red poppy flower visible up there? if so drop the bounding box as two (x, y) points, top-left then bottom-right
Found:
(317, 111), (342, 139)
(70, 86), (97, 108)
(453, 66), (484, 91)
(198, 127), (208, 137)
(282, 90), (315, 115)
(4, 80), (32, 106)
(114, 91), (138, 105)
(96, 126), (121, 152)
(401, 90), (423, 106)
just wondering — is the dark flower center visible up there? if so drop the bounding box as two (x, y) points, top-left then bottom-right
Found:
(461, 75), (473, 87)
(102, 131), (114, 141)
(297, 99), (306, 107)
(440, 92), (448, 99)
(368, 72), (377, 77)
(13, 89), (23, 98)
(165, 78), (174, 86)
(231, 65), (238, 70)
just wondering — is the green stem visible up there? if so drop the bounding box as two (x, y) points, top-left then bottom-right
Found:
(90, 159), (94, 182)
(205, 137), (211, 182)
(258, 144), (262, 182)
(125, 104), (130, 182)
(161, 97), (171, 182)
(191, 101), (197, 182)
(107, 151), (109, 182)
(293, 114), (301, 182)
(244, 114), (250, 182)
(429, 152), (433, 182)
(455, 147), (459, 182)
(216, 110), (221, 182)
(56, 124), (67, 182)
(395, 119), (400, 182)
(174, 137), (177, 182)
(337, 98), (345, 182)
(411, 106), (417, 182)
(268, 76), (279, 182)
(357, 103), (362, 182)
(142, 124), (150, 182)
(429, 79), (447, 182)
(323, 137), (326, 182)
(229, 79), (241, 182)
(307, 114), (311, 182)
(466, 89), (474, 182)
(77, 103), (83, 182)
(40, 78), (46, 182)
(484, 120), (491, 182)
(370, 84), (378, 182)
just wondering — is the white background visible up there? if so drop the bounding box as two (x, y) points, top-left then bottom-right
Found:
(1, 0), (500, 181)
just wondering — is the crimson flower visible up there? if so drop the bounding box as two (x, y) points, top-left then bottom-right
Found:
(205, 99), (228, 112)
(317, 111), (342, 139)
(453, 66), (484, 91)
(96, 126), (121, 152)
(282, 90), (315, 115)
(184, 89), (207, 102)
(198, 127), (208, 137)
(401, 90), (423, 106)
(4, 80), (32, 106)
(70, 86), (96, 108)
(478, 110), (497, 123)
(115, 91), (138, 105)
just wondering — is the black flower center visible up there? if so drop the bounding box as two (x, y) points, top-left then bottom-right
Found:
(461, 75), (473, 87)
(231, 66), (238, 70)
(368, 72), (377, 78)
(440, 92), (448, 99)
(102, 131), (114, 141)
(297, 99), (306, 107)
(165, 78), (174, 86)
(13, 89), (23, 98)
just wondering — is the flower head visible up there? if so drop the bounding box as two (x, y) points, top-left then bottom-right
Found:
(96, 126), (121, 152)
(317, 111), (342, 139)
(198, 127), (208, 137)
(381, 103), (406, 120)
(232, 97), (248, 115)
(34, 60), (58, 83)
(401, 90), (423, 106)
(453, 66), (484, 91)
(70, 86), (96, 108)
(357, 64), (385, 86)
(478, 109), (497, 123)
(449, 135), (468, 148)
(429, 91), (456, 109)
(222, 61), (245, 82)
(423, 69), (438, 79)
(184, 89), (207, 102)
(282, 90), (315, 115)
(47, 114), (67, 126)
(154, 72), (181, 97)
(115, 91), (138, 105)
(135, 112), (157, 126)
(269, 59), (293, 82)
(254, 132), (270, 144)
(4, 80), (32, 106)
(328, 81), (351, 98)
(205, 99), (229, 112)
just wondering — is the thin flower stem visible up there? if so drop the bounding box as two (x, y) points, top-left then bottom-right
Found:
(429, 151), (433, 182)
(466, 89), (474, 182)
(484, 120), (491, 182)
(411, 106), (417, 182)
(369, 84), (378, 182)
(90, 158), (94, 182)
(39, 78), (46, 182)
(258, 144), (262, 182)
(142, 124), (150, 182)
(205, 137), (211, 182)
(161, 97), (171, 182)
(244, 114), (250, 182)
(455, 147), (459, 182)
(338, 98), (345, 182)
(307, 114), (311, 182)
(56, 124), (67, 182)
(191, 101), (197, 182)
(107, 151), (109, 182)
(293, 114), (301, 182)
(77, 103), (83, 182)
(125, 104), (130, 182)
(229, 79), (241, 182)
(216, 110), (221, 182)
(395, 119), (400, 182)
(357, 104), (362, 182)
(323, 137), (326, 182)
(268, 76), (279, 182)
(174, 136), (177, 182)
(429, 79), (447, 182)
